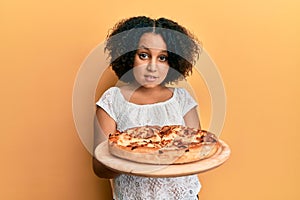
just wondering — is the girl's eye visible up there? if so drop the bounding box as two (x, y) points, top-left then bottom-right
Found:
(138, 53), (149, 60)
(159, 55), (168, 62)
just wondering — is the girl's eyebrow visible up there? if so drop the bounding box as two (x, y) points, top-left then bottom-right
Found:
(137, 45), (167, 53)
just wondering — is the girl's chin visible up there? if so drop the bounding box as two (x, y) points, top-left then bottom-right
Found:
(137, 82), (164, 89)
(134, 80), (163, 88)
(139, 84), (159, 88)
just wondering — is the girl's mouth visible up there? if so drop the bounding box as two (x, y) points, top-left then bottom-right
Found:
(144, 75), (158, 82)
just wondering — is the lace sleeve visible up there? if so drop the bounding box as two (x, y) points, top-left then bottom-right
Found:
(95, 87), (117, 121)
(177, 88), (198, 116)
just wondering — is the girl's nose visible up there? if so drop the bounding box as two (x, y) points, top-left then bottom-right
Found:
(146, 58), (157, 72)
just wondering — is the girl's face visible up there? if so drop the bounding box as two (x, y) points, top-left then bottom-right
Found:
(133, 32), (169, 88)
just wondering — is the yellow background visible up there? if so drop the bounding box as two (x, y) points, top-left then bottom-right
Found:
(1, 0), (300, 199)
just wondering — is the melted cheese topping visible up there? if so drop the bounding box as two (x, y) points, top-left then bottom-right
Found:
(162, 127), (200, 144)
(111, 125), (208, 149)
(116, 133), (161, 147)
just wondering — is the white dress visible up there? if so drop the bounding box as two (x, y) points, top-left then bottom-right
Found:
(96, 87), (201, 200)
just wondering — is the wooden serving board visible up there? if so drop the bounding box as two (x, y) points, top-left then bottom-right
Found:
(94, 140), (230, 178)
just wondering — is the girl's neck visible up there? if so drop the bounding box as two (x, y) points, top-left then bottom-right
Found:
(120, 83), (173, 105)
(128, 82), (165, 93)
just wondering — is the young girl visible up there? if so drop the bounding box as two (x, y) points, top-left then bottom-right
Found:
(94, 16), (202, 200)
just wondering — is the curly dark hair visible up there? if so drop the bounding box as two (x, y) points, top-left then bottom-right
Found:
(105, 16), (201, 84)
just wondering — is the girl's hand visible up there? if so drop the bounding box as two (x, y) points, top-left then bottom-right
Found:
(92, 157), (120, 179)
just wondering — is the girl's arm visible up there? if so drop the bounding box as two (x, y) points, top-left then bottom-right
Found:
(93, 107), (120, 179)
(183, 107), (201, 129)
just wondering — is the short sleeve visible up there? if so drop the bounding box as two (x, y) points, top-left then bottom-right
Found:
(176, 88), (198, 116)
(95, 87), (118, 121)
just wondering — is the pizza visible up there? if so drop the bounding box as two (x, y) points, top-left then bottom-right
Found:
(108, 125), (220, 165)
